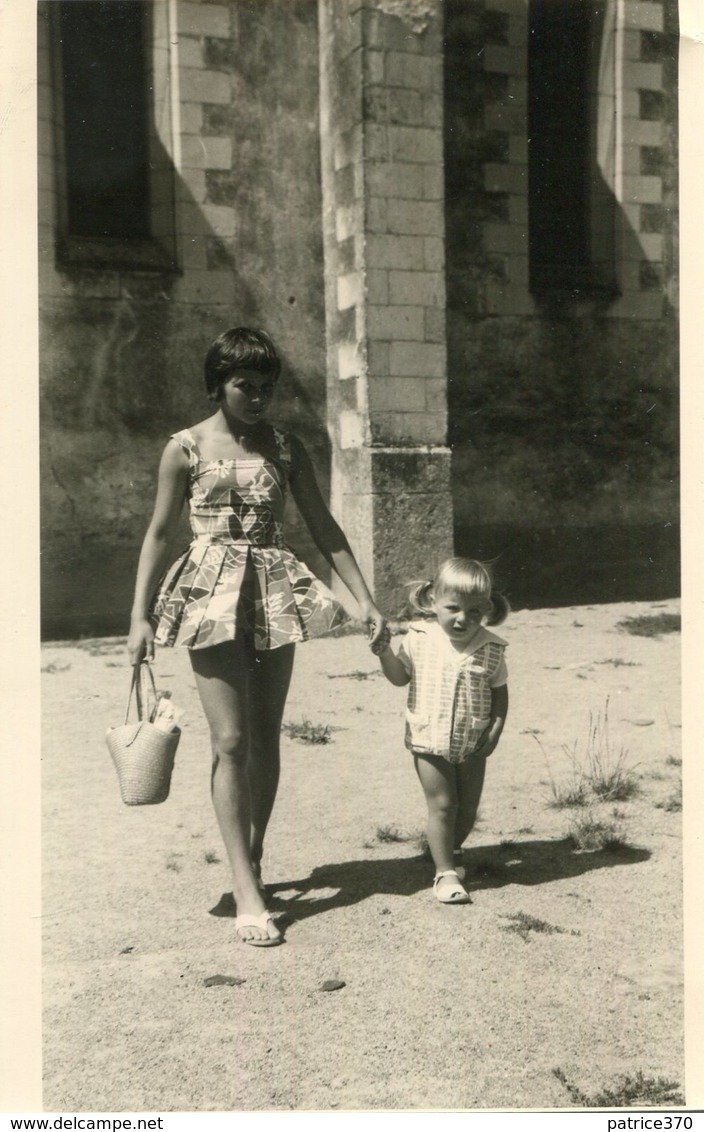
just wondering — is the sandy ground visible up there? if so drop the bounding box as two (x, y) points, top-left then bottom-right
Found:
(40, 599), (684, 1112)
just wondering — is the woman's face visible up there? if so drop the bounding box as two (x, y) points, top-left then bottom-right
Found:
(218, 369), (277, 426)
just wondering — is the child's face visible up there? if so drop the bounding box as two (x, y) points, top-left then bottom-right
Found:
(431, 587), (491, 644)
(219, 368), (277, 425)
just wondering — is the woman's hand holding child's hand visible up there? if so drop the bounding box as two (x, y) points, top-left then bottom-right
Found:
(360, 603), (388, 655)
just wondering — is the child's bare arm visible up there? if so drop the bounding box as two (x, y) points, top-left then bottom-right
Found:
(474, 684), (509, 757)
(376, 642), (411, 687)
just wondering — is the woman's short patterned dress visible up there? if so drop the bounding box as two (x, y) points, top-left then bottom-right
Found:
(150, 428), (349, 651)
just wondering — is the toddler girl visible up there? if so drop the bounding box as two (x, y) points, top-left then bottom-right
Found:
(127, 327), (385, 945)
(373, 557), (509, 904)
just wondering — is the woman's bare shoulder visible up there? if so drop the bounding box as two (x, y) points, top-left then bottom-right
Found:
(184, 414), (218, 444)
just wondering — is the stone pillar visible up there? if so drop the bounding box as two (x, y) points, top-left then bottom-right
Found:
(318, 0), (453, 615)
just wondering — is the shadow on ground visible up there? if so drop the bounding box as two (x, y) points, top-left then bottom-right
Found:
(209, 837), (650, 924)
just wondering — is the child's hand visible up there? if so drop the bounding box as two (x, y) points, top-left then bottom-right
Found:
(473, 732), (500, 759)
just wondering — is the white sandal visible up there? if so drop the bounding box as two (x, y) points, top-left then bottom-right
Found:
(235, 911), (282, 947)
(433, 869), (472, 905)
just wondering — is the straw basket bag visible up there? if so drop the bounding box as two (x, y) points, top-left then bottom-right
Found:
(106, 662), (180, 805)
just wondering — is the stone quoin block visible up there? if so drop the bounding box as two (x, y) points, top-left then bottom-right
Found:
(390, 341), (445, 378)
(387, 200), (444, 237)
(366, 162), (426, 201)
(180, 136), (232, 171)
(179, 68), (231, 106)
(366, 234), (426, 270)
(389, 270), (444, 308)
(368, 304), (425, 341)
(177, 3), (231, 39)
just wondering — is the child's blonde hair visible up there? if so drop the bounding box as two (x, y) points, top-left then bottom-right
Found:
(407, 557), (510, 626)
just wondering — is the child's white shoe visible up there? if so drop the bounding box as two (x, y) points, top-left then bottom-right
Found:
(433, 869), (472, 904)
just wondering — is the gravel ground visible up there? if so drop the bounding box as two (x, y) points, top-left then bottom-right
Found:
(38, 599), (690, 1112)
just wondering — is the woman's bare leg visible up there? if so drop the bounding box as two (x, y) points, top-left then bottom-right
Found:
(246, 643), (295, 879)
(190, 637), (280, 943)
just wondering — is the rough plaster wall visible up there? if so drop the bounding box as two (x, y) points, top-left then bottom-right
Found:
(40, 0), (328, 637)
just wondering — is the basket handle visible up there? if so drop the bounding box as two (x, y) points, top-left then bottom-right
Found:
(125, 662), (159, 725)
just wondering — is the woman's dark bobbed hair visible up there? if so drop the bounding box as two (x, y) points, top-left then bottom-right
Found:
(204, 327), (282, 399)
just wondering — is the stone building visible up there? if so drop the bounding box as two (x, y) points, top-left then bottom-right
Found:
(37, 0), (679, 638)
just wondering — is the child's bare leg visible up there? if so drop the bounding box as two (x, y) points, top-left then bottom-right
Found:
(414, 753), (459, 881)
(247, 642), (295, 878)
(190, 638), (280, 943)
(454, 753), (487, 849)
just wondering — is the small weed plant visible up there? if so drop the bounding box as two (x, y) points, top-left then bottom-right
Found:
(553, 1067), (684, 1107)
(616, 612), (680, 638)
(501, 912), (579, 942)
(567, 812), (629, 852)
(364, 825), (426, 850)
(374, 825), (413, 844)
(282, 719), (332, 745)
(655, 781), (682, 813)
(536, 699), (638, 808)
(327, 670), (378, 681)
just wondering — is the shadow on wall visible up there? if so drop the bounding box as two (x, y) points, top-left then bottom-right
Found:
(454, 521), (680, 609)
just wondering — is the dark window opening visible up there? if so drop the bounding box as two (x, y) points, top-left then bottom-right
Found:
(528, 0), (617, 296)
(58, 0), (150, 241)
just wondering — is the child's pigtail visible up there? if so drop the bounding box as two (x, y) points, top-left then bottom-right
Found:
(406, 579), (435, 618)
(487, 590), (510, 626)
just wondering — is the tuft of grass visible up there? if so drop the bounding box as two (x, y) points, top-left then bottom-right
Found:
(596, 657), (640, 668)
(553, 1066), (684, 1107)
(41, 662), (71, 674)
(537, 700), (639, 808)
(375, 824), (419, 844)
(501, 912), (579, 942)
(655, 782), (682, 813)
(327, 670), (378, 681)
(204, 850), (221, 864)
(282, 719), (331, 745)
(616, 612), (680, 638)
(566, 812), (630, 852)
(364, 826), (426, 850)
(666, 754), (682, 767)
